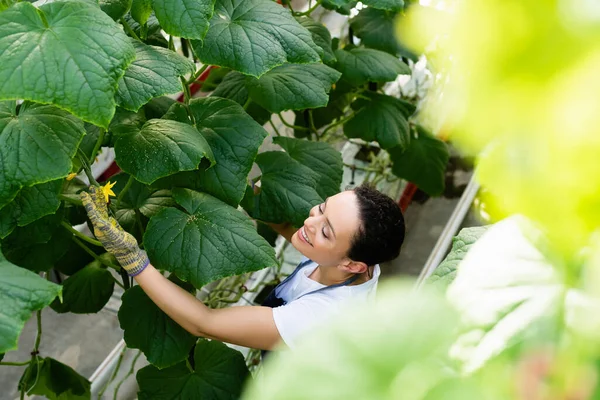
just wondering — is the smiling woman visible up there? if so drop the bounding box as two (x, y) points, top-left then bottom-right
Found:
(80, 183), (405, 352)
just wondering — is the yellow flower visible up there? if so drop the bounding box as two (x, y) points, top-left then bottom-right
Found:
(101, 181), (117, 203)
(66, 172), (77, 181)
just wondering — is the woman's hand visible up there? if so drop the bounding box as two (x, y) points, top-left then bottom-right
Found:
(80, 186), (149, 276)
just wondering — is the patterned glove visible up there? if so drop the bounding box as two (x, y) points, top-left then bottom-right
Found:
(80, 186), (149, 276)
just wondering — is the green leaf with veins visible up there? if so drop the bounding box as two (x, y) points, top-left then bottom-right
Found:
(388, 126), (449, 196)
(131, 0), (152, 24)
(0, 180), (62, 239)
(145, 189), (277, 289)
(246, 64), (341, 113)
(123, 12), (162, 37)
(54, 239), (98, 276)
(2, 220), (71, 273)
(19, 357), (90, 400)
(296, 16), (337, 65)
(335, 48), (410, 86)
(99, 0), (132, 20)
(0, 1), (135, 127)
(187, 98), (268, 206)
(0, 250), (61, 353)
(152, 0), (215, 40)
(362, 0), (403, 11)
(344, 92), (414, 150)
(210, 72), (272, 124)
(0, 101), (85, 209)
(116, 39), (195, 112)
(199, 67), (231, 93)
(426, 226), (489, 291)
(273, 137), (342, 199)
(350, 8), (417, 59)
(191, 0), (320, 77)
(119, 279), (197, 369)
(110, 173), (174, 231)
(243, 151), (323, 227)
(51, 258), (115, 314)
(137, 339), (249, 399)
(113, 118), (215, 184)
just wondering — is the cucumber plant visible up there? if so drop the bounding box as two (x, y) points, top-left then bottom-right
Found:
(0, 0), (448, 397)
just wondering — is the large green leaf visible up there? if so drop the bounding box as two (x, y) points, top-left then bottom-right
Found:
(273, 137), (342, 199)
(350, 8), (405, 56)
(0, 1), (135, 127)
(389, 126), (449, 196)
(344, 92), (414, 150)
(0, 101), (85, 209)
(99, 0), (132, 20)
(2, 214), (71, 273)
(144, 189), (277, 289)
(152, 0), (214, 40)
(116, 39), (195, 112)
(335, 48), (410, 86)
(113, 118), (215, 184)
(246, 64), (341, 113)
(243, 283), (461, 400)
(296, 16), (336, 65)
(211, 72), (272, 124)
(0, 251), (61, 353)
(0, 180), (62, 239)
(53, 238), (98, 276)
(19, 357), (90, 400)
(119, 280), (197, 369)
(426, 226), (489, 291)
(361, 0), (403, 11)
(447, 216), (567, 374)
(192, 0), (320, 77)
(130, 0), (152, 24)
(111, 173), (174, 232)
(50, 259), (115, 314)
(138, 339), (249, 399)
(188, 98), (268, 206)
(143, 96), (177, 119)
(243, 151), (322, 227)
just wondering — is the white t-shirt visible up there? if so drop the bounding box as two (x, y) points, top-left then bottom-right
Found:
(272, 259), (381, 349)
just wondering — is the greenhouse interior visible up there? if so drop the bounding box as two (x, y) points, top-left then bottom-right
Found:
(1, 0), (598, 398)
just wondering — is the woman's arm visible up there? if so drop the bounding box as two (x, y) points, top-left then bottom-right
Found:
(135, 264), (282, 350)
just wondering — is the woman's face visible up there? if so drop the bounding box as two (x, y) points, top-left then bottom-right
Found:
(291, 190), (362, 267)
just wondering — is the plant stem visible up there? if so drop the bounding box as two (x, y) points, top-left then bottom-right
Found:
(134, 210), (145, 243)
(113, 351), (142, 400)
(185, 359), (194, 372)
(119, 268), (131, 290)
(71, 237), (120, 272)
(116, 175), (134, 209)
(308, 110), (318, 140)
(294, 0), (321, 16)
(320, 112), (356, 141)
(140, 23), (148, 40)
(33, 310), (42, 355)
(120, 18), (141, 41)
(77, 149), (99, 186)
(242, 97), (252, 110)
(168, 35), (175, 51)
(0, 361), (31, 366)
(187, 64), (209, 85)
(112, 276), (126, 290)
(89, 129), (106, 165)
(180, 77), (196, 125)
(58, 194), (82, 206)
(268, 119), (281, 137)
(277, 112), (310, 131)
(343, 163), (382, 173)
(98, 347), (126, 400)
(61, 221), (103, 247)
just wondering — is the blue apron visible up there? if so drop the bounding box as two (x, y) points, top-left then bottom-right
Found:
(261, 258), (359, 357)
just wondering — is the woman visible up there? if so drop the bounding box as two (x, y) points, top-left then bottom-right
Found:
(81, 184), (405, 351)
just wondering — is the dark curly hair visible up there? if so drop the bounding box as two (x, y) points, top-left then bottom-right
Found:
(347, 184), (405, 266)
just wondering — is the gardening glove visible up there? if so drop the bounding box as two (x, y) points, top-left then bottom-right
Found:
(80, 186), (149, 276)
